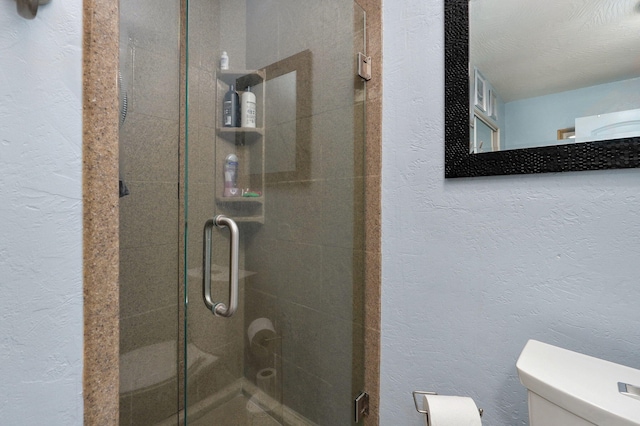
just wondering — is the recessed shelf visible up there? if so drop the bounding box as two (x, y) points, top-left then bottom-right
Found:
(217, 127), (264, 136)
(234, 216), (264, 224)
(217, 70), (265, 90)
(216, 196), (264, 204)
(214, 68), (265, 225)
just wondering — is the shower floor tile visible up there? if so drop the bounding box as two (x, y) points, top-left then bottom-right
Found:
(189, 395), (282, 426)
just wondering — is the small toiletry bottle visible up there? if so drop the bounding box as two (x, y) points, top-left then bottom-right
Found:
(223, 84), (240, 127)
(223, 154), (239, 197)
(240, 86), (257, 128)
(220, 51), (229, 70)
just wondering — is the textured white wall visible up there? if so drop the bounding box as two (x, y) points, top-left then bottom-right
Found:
(0, 1), (83, 424)
(381, 1), (640, 425)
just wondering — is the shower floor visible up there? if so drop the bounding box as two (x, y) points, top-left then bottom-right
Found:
(189, 395), (281, 426)
(159, 379), (316, 426)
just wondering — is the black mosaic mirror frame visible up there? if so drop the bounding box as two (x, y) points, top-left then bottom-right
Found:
(444, 0), (640, 178)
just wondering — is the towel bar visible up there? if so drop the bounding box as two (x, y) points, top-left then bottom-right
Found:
(17, 0), (51, 20)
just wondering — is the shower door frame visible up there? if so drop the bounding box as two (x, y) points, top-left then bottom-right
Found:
(181, 1), (371, 425)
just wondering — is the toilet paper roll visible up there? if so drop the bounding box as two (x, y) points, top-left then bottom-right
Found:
(423, 395), (482, 426)
(247, 318), (276, 345)
(256, 367), (277, 395)
(248, 318), (277, 358)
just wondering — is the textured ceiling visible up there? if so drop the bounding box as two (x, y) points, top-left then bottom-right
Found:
(470, 0), (640, 102)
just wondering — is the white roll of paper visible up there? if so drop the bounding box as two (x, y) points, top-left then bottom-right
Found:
(247, 318), (276, 345)
(256, 367), (277, 395)
(423, 395), (482, 426)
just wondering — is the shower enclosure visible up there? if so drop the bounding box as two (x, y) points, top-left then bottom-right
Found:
(119, 1), (366, 424)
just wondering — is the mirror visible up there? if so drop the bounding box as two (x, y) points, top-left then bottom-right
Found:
(263, 49), (312, 183)
(445, 0), (640, 177)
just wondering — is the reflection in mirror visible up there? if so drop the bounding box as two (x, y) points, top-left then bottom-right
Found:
(469, 0), (640, 153)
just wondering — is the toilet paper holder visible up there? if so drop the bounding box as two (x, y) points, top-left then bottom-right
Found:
(412, 391), (483, 425)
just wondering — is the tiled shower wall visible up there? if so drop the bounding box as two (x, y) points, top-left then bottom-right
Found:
(117, 0), (181, 423)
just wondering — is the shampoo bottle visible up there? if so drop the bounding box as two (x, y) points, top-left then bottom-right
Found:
(223, 154), (239, 197)
(240, 86), (257, 128)
(223, 84), (240, 127)
(220, 51), (229, 70)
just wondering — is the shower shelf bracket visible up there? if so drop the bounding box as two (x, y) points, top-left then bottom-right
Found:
(354, 392), (369, 423)
(357, 52), (372, 81)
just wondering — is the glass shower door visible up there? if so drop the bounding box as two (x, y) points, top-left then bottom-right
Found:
(184, 2), (367, 424)
(117, 0), (181, 424)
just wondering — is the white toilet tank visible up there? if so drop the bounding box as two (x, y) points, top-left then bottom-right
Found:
(517, 340), (640, 426)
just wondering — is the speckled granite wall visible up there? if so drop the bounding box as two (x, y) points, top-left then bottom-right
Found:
(83, 0), (120, 424)
(356, 1), (382, 425)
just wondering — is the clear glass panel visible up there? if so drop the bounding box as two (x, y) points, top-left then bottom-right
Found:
(185, 1), (366, 425)
(117, 0), (182, 424)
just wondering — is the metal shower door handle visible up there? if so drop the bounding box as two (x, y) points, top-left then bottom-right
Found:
(202, 215), (239, 318)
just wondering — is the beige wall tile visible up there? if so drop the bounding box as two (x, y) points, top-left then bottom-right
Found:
(119, 181), (179, 249)
(119, 244), (178, 319)
(131, 47), (180, 120)
(120, 112), (180, 182)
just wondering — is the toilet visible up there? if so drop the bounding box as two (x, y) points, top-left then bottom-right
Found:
(517, 339), (640, 425)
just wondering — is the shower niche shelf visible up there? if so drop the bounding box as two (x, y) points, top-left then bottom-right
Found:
(214, 69), (266, 225)
(216, 127), (264, 137)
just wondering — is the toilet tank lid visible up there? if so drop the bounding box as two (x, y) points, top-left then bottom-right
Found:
(517, 340), (640, 426)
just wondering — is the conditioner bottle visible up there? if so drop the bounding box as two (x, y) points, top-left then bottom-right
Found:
(240, 86), (257, 128)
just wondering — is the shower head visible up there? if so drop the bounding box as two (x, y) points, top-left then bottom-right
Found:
(118, 68), (130, 198)
(118, 70), (128, 128)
